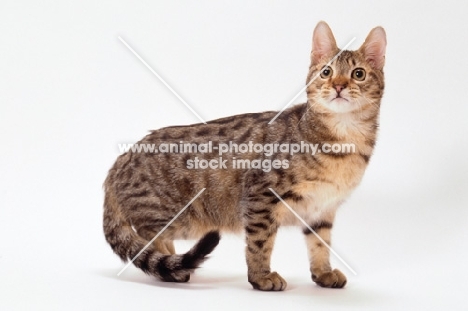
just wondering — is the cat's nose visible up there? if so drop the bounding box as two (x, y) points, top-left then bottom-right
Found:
(334, 84), (347, 93)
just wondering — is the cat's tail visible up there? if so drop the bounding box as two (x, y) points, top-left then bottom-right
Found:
(103, 187), (220, 282)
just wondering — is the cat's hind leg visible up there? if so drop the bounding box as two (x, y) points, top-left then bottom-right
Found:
(137, 227), (175, 255)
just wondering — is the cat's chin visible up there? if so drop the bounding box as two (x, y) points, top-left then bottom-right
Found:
(326, 98), (356, 114)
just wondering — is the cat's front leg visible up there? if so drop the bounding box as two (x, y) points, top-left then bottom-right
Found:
(244, 203), (287, 291)
(304, 216), (347, 288)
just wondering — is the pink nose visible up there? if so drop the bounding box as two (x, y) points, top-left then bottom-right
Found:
(334, 84), (346, 93)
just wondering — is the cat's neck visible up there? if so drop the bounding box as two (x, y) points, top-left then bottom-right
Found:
(324, 110), (378, 139)
(299, 103), (379, 145)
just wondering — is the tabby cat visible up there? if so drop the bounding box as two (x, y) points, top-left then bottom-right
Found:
(104, 21), (386, 291)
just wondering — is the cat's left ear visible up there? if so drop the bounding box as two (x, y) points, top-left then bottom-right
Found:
(360, 27), (387, 70)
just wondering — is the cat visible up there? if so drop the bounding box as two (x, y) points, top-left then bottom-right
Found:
(103, 21), (386, 291)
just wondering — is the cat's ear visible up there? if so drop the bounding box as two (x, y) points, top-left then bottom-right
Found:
(311, 21), (338, 64)
(360, 27), (387, 70)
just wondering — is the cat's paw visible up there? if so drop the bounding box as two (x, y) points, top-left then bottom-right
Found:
(312, 269), (347, 288)
(160, 270), (191, 283)
(249, 271), (287, 291)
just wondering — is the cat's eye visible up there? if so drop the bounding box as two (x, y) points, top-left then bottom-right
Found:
(352, 68), (366, 81)
(320, 66), (333, 79)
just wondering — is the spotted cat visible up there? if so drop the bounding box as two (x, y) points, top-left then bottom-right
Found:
(104, 21), (386, 290)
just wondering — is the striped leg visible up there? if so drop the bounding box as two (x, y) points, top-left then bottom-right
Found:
(304, 219), (347, 288)
(244, 204), (287, 291)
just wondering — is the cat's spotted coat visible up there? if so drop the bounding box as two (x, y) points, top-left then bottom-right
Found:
(104, 21), (386, 290)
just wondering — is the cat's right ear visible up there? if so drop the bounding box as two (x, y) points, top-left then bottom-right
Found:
(311, 21), (338, 64)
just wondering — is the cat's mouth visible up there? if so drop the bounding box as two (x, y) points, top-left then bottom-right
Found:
(326, 96), (356, 113)
(331, 97), (349, 103)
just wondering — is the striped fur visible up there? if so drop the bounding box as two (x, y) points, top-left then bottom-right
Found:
(103, 21), (386, 290)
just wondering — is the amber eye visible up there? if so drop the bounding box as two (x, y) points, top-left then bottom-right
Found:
(352, 68), (366, 81)
(320, 66), (333, 79)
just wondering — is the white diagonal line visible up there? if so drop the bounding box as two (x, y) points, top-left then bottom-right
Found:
(268, 188), (357, 275)
(117, 188), (206, 276)
(118, 36), (207, 124)
(268, 37), (356, 124)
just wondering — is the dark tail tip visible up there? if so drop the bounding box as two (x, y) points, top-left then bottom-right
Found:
(182, 231), (221, 269)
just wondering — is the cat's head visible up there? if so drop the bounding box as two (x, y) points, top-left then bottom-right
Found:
(306, 22), (386, 114)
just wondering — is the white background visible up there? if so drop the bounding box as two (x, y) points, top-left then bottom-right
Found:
(1, 1), (467, 310)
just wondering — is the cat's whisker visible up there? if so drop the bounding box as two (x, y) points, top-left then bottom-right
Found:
(361, 95), (379, 108)
(298, 93), (321, 125)
(354, 98), (365, 116)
